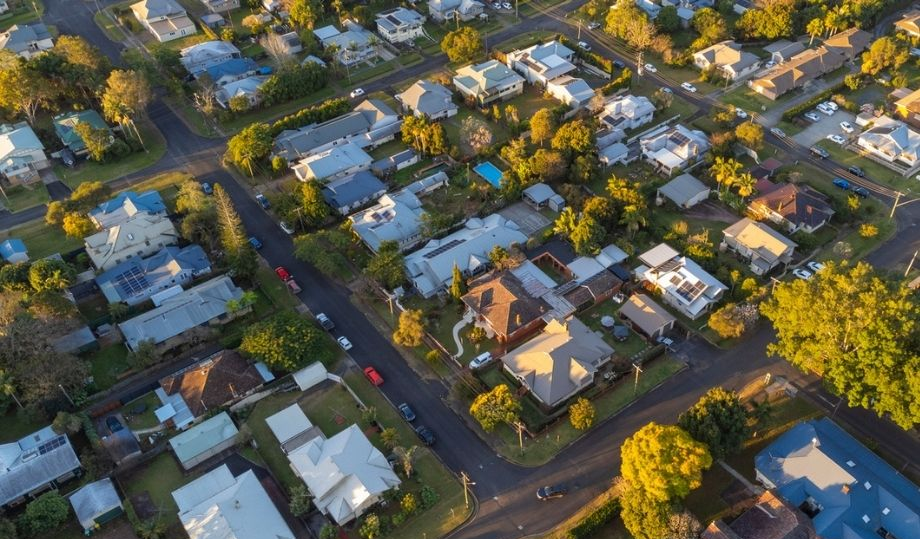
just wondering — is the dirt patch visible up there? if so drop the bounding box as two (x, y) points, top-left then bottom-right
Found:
(128, 492), (156, 520)
(683, 200), (740, 224)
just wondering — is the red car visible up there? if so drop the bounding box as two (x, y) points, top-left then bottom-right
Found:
(274, 266), (292, 281)
(364, 366), (384, 386)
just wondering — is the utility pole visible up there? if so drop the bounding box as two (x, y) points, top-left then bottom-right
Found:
(904, 250), (918, 278)
(632, 363), (643, 395)
(460, 472), (476, 508)
(514, 421), (525, 454)
(577, 20), (581, 40)
(889, 191), (903, 219)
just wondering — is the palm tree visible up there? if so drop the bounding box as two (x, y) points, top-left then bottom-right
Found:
(735, 172), (756, 201)
(393, 446), (419, 478)
(807, 17), (824, 46)
(620, 204), (647, 238)
(709, 157), (742, 194)
(380, 427), (401, 449)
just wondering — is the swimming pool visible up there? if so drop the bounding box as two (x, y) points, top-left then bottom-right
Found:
(473, 161), (504, 188)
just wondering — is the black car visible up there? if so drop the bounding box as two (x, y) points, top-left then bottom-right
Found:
(810, 146), (829, 159)
(536, 485), (568, 500)
(105, 416), (124, 434)
(847, 165), (865, 177)
(398, 403), (416, 422)
(415, 425), (435, 446)
(59, 148), (76, 167)
(852, 186), (869, 198)
(612, 59), (626, 69)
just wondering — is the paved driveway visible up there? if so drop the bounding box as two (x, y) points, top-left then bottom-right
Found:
(791, 110), (857, 147)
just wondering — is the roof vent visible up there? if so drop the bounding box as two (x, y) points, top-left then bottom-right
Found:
(846, 460), (855, 467)
(862, 514), (870, 524)
(864, 481), (872, 490)
(234, 500), (240, 509)
(811, 437), (819, 446)
(841, 485), (850, 494)
(882, 507), (890, 516)
(127, 233), (135, 241)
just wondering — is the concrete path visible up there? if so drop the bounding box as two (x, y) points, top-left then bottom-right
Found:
(451, 311), (473, 359)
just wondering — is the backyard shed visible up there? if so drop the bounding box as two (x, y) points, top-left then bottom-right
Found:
(657, 173), (710, 209)
(618, 294), (676, 339)
(69, 478), (123, 533)
(168, 412), (239, 470)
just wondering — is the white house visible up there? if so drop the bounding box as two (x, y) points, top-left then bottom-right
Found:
(856, 116), (920, 167)
(428, 0), (484, 22)
(397, 80), (458, 120)
(0, 23), (54, 59)
(350, 189), (427, 252)
(640, 124), (710, 175)
(506, 40), (577, 85)
(375, 7), (425, 44)
(199, 0), (239, 12)
(722, 217), (796, 275)
(179, 40), (241, 76)
(130, 0), (196, 43)
(546, 76), (595, 109)
(216, 76), (268, 109)
(314, 21), (378, 66)
(292, 142), (373, 182)
(0, 122), (49, 185)
(0, 1), (9, 15)
(692, 40), (760, 81)
(453, 60), (525, 105)
(635, 243), (727, 320)
(597, 94), (655, 133)
(84, 213), (179, 271)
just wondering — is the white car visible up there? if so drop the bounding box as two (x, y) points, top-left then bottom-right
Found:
(279, 221), (295, 235)
(577, 41), (591, 51)
(824, 101), (839, 111)
(827, 134), (846, 145)
(680, 82), (697, 93)
(337, 336), (353, 350)
(840, 121), (854, 133)
(501, 1), (512, 8)
(764, 60), (775, 68)
(804, 111), (821, 122)
(770, 127), (786, 137)
(587, 21), (601, 30)
(349, 88), (365, 98)
(735, 108), (748, 119)
(816, 103), (835, 116)
(792, 268), (813, 280)
(643, 63), (657, 73)
(806, 261), (825, 273)
(491, 1), (500, 7)
(469, 352), (493, 370)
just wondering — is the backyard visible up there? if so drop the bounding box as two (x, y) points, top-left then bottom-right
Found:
(122, 451), (200, 518)
(87, 344), (131, 392)
(0, 218), (84, 258)
(119, 391), (163, 430)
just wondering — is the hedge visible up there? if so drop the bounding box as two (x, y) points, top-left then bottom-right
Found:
(565, 497), (621, 539)
(781, 82), (846, 121)
(268, 97), (352, 137)
(601, 68), (632, 95)
(557, 35), (614, 74)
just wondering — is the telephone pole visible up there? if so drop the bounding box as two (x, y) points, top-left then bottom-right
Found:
(632, 363), (643, 395)
(889, 191), (903, 219)
(514, 421), (525, 454)
(904, 250), (918, 278)
(460, 472), (476, 508)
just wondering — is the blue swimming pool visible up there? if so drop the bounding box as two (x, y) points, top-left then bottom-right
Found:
(473, 161), (504, 188)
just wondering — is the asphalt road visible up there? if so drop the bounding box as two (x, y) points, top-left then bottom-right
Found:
(15, 2), (920, 538)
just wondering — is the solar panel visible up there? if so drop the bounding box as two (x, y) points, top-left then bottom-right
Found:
(37, 435), (66, 455)
(115, 265), (150, 298)
(669, 131), (690, 146)
(424, 238), (465, 259)
(655, 258), (683, 273)
(675, 280), (706, 302)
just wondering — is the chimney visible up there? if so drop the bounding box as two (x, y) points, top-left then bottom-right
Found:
(841, 484), (850, 494)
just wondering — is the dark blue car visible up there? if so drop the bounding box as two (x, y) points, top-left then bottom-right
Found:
(832, 178), (850, 190)
(248, 237), (263, 250)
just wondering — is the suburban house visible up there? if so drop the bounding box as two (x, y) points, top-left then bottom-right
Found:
(640, 124), (711, 175)
(748, 183), (835, 234)
(180, 40), (241, 76)
(172, 464), (295, 539)
(375, 7), (425, 43)
(462, 270), (553, 344)
(199, 0), (239, 12)
(763, 39), (805, 64)
(204, 57), (259, 86)
(292, 142), (373, 182)
(522, 183), (565, 211)
(314, 21), (378, 66)
(350, 190), (427, 252)
(52, 110), (113, 157)
(69, 479), (124, 535)
(88, 190), (167, 229)
(130, 0), (196, 43)
(754, 418), (920, 539)
(0, 239), (28, 263)
(453, 60), (526, 106)
(618, 294), (676, 339)
(636, 243), (727, 320)
(692, 40), (760, 81)
(201, 13), (225, 28)
(372, 149), (420, 176)
(0, 23), (53, 58)
(322, 170), (387, 215)
(894, 10), (920, 37)
(85, 213), (178, 271)
(597, 94), (656, 133)
(0, 426), (81, 508)
(703, 490), (816, 539)
(546, 76), (595, 109)
(267, 404), (401, 525)
(0, 1), (8, 14)
(428, 0), (484, 22)
(657, 173), (710, 209)
(856, 116), (920, 167)
(894, 87), (920, 128)
(507, 40), (577, 85)
(95, 244), (211, 305)
(118, 275), (246, 352)
(722, 217), (796, 275)
(501, 317), (614, 408)
(0, 122), (49, 185)
(397, 80), (458, 120)
(404, 214), (527, 298)
(168, 412), (239, 470)
(215, 75), (269, 109)
(279, 31), (303, 54)
(598, 142), (631, 167)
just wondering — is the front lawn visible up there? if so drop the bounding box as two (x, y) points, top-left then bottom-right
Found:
(0, 0), (44, 31)
(123, 452), (198, 515)
(93, 9), (126, 41)
(722, 85), (797, 113)
(0, 218), (84, 258)
(815, 139), (912, 192)
(54, 120), (167, 189)
(1, 183), (49, 212)
(87, 344), (131, 391)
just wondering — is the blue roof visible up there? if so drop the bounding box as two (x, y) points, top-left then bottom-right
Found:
(322, 170), (386, 209)
(205, 57), (258, 80)
(0, 238), (27, 260)
(95, 245), (211, 303)
(89, 190), (166, 222)
(755, 418), (920, 539)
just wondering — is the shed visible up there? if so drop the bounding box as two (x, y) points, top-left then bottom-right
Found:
(293, 361), (328, 391)
(618, 294), (676, 339)
(657, 173), (710, 209)
(522, 183), (563, 210)
(0, 238), (28, 263)
(69, 478), (123, 533)
(168, 412), (239, 470)
(52, 326), (98, 355)
(200, 13), (225, 28)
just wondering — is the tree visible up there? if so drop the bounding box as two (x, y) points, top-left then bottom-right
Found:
(299, 181), (329, 228)
(127, 340), (160, 369)
(101, 70), (151, 144)
(657, 5), (680, 32)
(0, 61), (57, 124)
(529, 108), (555, 147)
(393, 309), (426, 347)
(571, 154), (597, 184)
(570, 215), (605, 255)
(734, 172), (756, 200)
(261, 32), (296, 66)
(366, 241), (406, 289)
(359, 513), (381, 539)
(529, 149), (567, 183)
(28, 258), (75, 292)
(228, 94), (250, 113)
(288, 0), (324, 29)
(0, 517), (16, 539)
(61, 212), (96, 239)
(470, 384), (520, 432)
(709, 156), (742, 193)
(734, 122), (763, 151)
(55, 35), (111, 93)
(176, 180), (211, 214)
(708, 303), (746, 338)
(225, 122), (272, 176)
(21, 491), (70, 535)
(320, 525), (338, 539)
(180, 208), (219, 252)
(401, 492), (418, 515)
(440, 26), (483, 64)
(735, 1), (794, 40)
(488, 245), (515, 270)
(73, 121), (112, 161)
(569, 397), (595, 430)
(214, 184), (257, 280)
(668, 510), (704, 539)
(691, 8), (727, 50)
(760, 262), (920, 429)
(861, 37), (909, 76)
(0, 263), (30, 293)
(619, 483), (671, 539)
(393, 445), (419, 477)
(52, 411), (83, 435)
(449, 263), (466, 301)
(859, 223), (878, 238)
(289, 485), (312, 517)
(240, 311), (335, 371)
(678, 388), (749, 460)
(460, 115), (493, 155)
(620, 422), (712, 503)
(381, 427), (401, 449)
(551, 119), (594, 156)
(807, 17), (825, 45)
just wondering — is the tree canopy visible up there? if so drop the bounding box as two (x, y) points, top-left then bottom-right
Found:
(392, 309), (426, 348)
(440, 26), (483, 64)
(620, 422), (712, 502)
(365, 241), (406, 290)
(240, 312), (335, 371)
(470, 384), (521, 432)
(678, 388), (749, 460)
(569, 397), (596, 430)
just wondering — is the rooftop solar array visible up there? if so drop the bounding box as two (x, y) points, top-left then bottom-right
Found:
(424, 238), (465, 259)
(115, 265), (150, 298)
(675, 280), (706, 303)
(37, 435), (67, 455)
(655, 258), (683, 273)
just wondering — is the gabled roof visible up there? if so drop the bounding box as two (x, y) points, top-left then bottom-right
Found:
(89, 190), (167, 229)
(895, 10), (920, 35)
(375, 7), (424, 31)
(350, 190), (425, 252)
(160, 350), (269, 418)
(694, 40), (759, 72)
(638, 243), (681, 268)
(70, 478), (122, 531)
(508, 40), (576, 80)
(179, 40), (239, 69)
(294, 142), (373, 180)
(703, 490), (815, 539)
(723, 218), (796, 262)
(85, 213), (179, 270)
(548, 76), (594, 103)
(52, 110), (110, 153)
(322, 170), (386, 210)
(658, 173), (710, 206)
(0, 238), (27, 261)
(462, 270), (551, 338)
(0, 426), (81, 507)
(168, 411), (238, 465)
(205, 57), (258, 80)
(265, 404), (313, 447)
(821, 27), (872, 59)
(454, 60), (525, 96)
(131, 0), (186, 19)
(95, 244), (210, 303)
(0, 23), (51, 53)
(750, 183), (834, 229)
(619, 294), (675, 336)
(0, 122), (44, 172)
(398, 80), (456, 116)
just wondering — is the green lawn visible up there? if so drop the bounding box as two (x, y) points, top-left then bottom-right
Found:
(494, 30), (556, 52)
(683, 464), (736, 525)
(124, 170), (193, 209)
(1, 183), (49, 212)
(54, 120), (167, 189)
(123, 452), (198, 515)
(503, 85), (560, 120)
(815, 139), (912, 192)
(120, 392), (163, 430)
(579, 300), (650, 359)
(444, 109), (511, 156)
(0, 219), (84, 258)
(0, 408), (45, 442)
(721, 85), (796, 113)
(0, 0), (44, 31)
(93, 9), (126, 42)
(87, 345), (131, 391)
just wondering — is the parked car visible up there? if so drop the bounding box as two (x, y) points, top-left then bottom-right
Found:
(660, 87), (672, 93)
(248, 236), (263, 250)
(415, 425), (436, 446)
(847, 165), (864, 177)
(832, 178), (851, 189)
(280, 221), (295, 235)
(840, 121), (854, 134)
(826, 134), (846, 145)
(577, 41), (591, 51)
(824, 101), (839, 111)
(536, 485), (568, 500)
(612, 59), (625, 69)
(816, 102), (835, 116)
(735, 108), (748, 119)
(680, 82), (697, 93)
(469, 351), (493, 370)
(770, 127), (786, 138)
(852, 186), (869, 198)
(804, 111), (821, 122)
(349, 88), (365, 98)
(501, 1), (511, 8)
(316, 312), (334, 331)
(201, 182), (213, 195)
(255, 193), (270, 209)
(59, 147), (76, 167)
(806, 261), (825, 272)
(491, 1), (500, 8)
(764, 60), (775, 68)
(810, 146), (829, 158)
(398, 403), (416, 422)
(792, 268), (813, 280)
(364, 366), (383, 386)
(643, 63), (657, 73)
(587, 21), (601, 30)
(337, 336), (353, 350)
(105, 416), (124, 434)
(274, 266), (292, 281)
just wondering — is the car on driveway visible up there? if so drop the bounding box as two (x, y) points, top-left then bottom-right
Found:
(105, 416), (124, 434)
(852, 185), (869, 198)
(491, 1), (500, 7)
(349, 88), (365, 98)
(469, 351), (493, 370)
(643, 63), (657, 73)
(59, 148), (76, 167)
(248, 236), (262, 250)
(847, 165), (864, 177)
(612, 59), (625, 69)
(804, 111), (821, 122)
(201, 182), (213, 195)
(816, 102), (835, 115)
(255, 193), (270, 209)
(398, 403), (416, 422)
(832, 178), (850, 189)
(280, 221), (295, 235)
(735, 108), (748, 119)
(810, 146), (829, 158)
(840, 121), (854, 133)
(337, 336), (353, 350)
(680, 82), (697, 92)
(792, 268), (812, 280)
(826, 134), (846, 145)
(274, 266), (292, 281)
(770, 127), (785, 137)
(823, 101), (838, 111)
(415, 425), (436, 445)
(536, 485), (567, 500)
(364, 366), (383, 386)
(806, 261), (825, 272)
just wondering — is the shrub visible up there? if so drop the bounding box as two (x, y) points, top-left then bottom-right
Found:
(419, 485), (439, 509)
(782, 83), (846, 121)
(859, 223), (879, 238)
(565, 498), (621, 539)
(401, 492), (418, 515)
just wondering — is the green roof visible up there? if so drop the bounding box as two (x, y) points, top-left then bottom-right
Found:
(168, 412), (239, 465)
(53, 110), (110, 152)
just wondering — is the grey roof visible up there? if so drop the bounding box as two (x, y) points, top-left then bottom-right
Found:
(274, 113), (371, 158)
(315, 21), (374, 51)
(619, 293), (675, 336)
(0, 23), (51, 53)
(118, 275), (243, 350)
(89, 190), (167, 229)
(371, 148), (418, 173)
(96, 244), (210, 304)
(398, 80), (456, 116)
(375, 7), (424, 32)
(168, 412), (238, 465)
(755, 418), (920, 539)
(70, 478), (122, 530)
(294, 142), (373, 180)
(350, 190), (425, 252)
(454, 60), (525, 96)
(549, 76), (594, 104)
(322, 170), (386, 210)
(658, 173), (710, 206)
(0, 426), (81, 507)
(131, 0), (185, 19)
(523, 183), (556, 204)
(764, 39), (806, 58)
(52, 326), (97, 354)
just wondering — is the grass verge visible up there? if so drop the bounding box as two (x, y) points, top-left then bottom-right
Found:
(1, 183), (49, 212)
(0, 218), (83, 258)
(55, 120), (167, 189)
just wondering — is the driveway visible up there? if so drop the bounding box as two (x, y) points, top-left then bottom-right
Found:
(791, 109), (857, 148)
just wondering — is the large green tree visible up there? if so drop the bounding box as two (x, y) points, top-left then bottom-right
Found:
(213, 184), (257, 280)
(28, 259), (75, 292)
(620, 422), (712, 503)
(299, 181), (329, 228)
(365, 241), (406, 289)
(678, 388), (749, 460)
(21, 491), (70, 535)
(760, 262), (920, 429)
(226, 122), (272, 176)
(550, 119), (595, 156)
(470, 384), (521, 432)
(440, 26), (483, 64)
(529, 108), (555, 147)
(860, 37), (909, 76)
(734, 0), (794, 39)
(240, 312), (335, 371)
(618, 482), (671, 539)
(101, 69), (151, 144)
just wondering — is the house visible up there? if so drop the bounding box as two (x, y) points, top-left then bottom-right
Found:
(428, 0), (483, 22)
(375, 7), (425, 44)
(168, 412), (238, 470)
(522, 183), (565, 211)
(279, 31), (302, 54)
(0, 426), (81, 508)
(265, 403), (321, 451)
(702, 490), (816, 539)
(350, 190), (426, 252)
(754, 418), (920, 539)
(748, 183), (835, 234)
(0, 239), (28, 263)
(894, 87), (920, 128)
(397, 80), (458, 120)
(640, 124), (710, 175)
(371, 149), (420, 175)
(462, 270), (553, 344)
(692, 40), (760, 81)
(0, 1), (8, 14)
(405, 214), (528, 297)
(172, 464), (295, 539)
(0, 122), (49, 185)
(599, 142), (630, 167)
(722, 217), (796, 275)
(636, 243), (727, 320)
(618, 293), (676, 339)
(821, 27), (872, 61)
(657, 173), (710, 209)
(69, 479), (123, 534)
(292, 142), (373, 182)
(88, 190), (167, 229)
(159, 350), (272, 420)
(763, 40), (805, 64)
(597, 94), (655, 133)
(200, 13), (225, 28)
(292, 362), (331, 392)
(322, 170), (387, 215)
(180, 40), (240, 76)
(52, 110), (113, 157)
(215, 75), (269, 109)
(131, 0), (196, 43)
(85, 213), (178, 271)
(856, 116), (920, 167)
(302, 54), (327, 67)
(199, 0), (239, 12)
(118, 275), (246, 352)
(314, 21), (377, 66)
(636, 0), (661, 18)
(546, 76), (595, 108)
(894, 10), (920, 37)
(0, 23), (53, 58)
(453, 60), (526, 106)
(501, 318), (613, 408)
(506, 40), (577, 85)
(204, 57), (259, 86)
